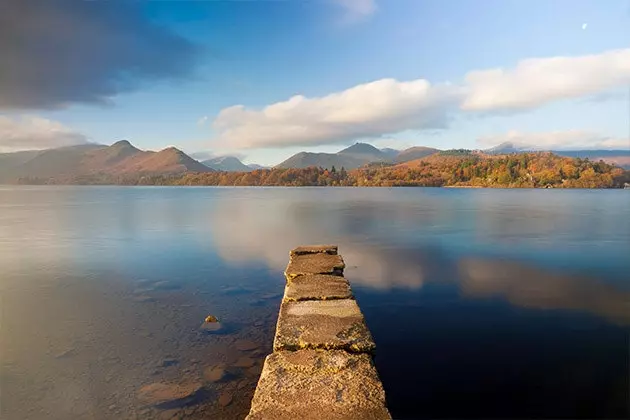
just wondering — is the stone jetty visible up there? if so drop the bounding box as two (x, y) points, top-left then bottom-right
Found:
(246, 245), (391, 420)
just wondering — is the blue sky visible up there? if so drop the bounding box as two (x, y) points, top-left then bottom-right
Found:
(1, 0), (629, 165)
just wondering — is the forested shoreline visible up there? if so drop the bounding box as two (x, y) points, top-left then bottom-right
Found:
(15, 152), (630, 188)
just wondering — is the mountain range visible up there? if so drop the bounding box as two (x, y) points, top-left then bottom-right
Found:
(1, 139), (629, 184)
(0, 140), (211, 183)
(275, 143), (442, 169)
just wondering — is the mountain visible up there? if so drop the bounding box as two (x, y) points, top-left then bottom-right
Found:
(0, 141), (211, 183)
(485, 142), (524, 154)
(202, 156), (252, 172)
(112, 147), (210, 174)
(0, 149), (46, 179)
(394, 146), (440, 163)
(276, 142), (391, 170)
(338, 143), (388, 162)
(275, 152), (365, 170)
(2, 143), (106, 181)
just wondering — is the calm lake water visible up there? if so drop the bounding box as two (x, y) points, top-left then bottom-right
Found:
(1, 186), (628, 419)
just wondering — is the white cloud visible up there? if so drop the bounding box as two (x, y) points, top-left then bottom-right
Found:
(332, 0), (377, 22)
(0, 115), (88, 152)
(477, 130), (630, 150)
(210, 48), (630, 150)
(197, 115), (208, 126)
(462, 49), (630, 111)
(213, 79), (461, 148)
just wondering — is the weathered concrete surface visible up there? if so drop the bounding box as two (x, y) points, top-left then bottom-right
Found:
(274, 299), (375, 353)
(284, 274), (353, 301)
(290, 244), (338, 256)
(246, 350), (391, 420)
(284, 253), (345, 279)
(247, 245), (390, 419)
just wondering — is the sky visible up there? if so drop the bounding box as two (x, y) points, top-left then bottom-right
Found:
(0, 0), (629, 165)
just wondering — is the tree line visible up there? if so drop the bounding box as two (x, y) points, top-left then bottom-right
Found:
(18, 152), (630, 188)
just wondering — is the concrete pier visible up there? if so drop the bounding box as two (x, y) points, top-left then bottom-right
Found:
(246, 245), (391, 420)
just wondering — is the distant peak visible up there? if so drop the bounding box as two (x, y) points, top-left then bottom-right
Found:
(111, 140), (133, 148)
(212, 156), (241, 163)
(339, 142), (381, 154)
(486, 142), (525, 154)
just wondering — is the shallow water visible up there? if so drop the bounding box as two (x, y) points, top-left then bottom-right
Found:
(0, 186), (628, 419)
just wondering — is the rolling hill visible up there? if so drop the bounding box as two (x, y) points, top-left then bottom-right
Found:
(394, 146), (440, 163)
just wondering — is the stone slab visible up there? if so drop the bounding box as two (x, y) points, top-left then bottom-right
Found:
(290, 245), (338, 256)
(246, 350), (391, 420)
(284, 274), (353, 301)
(284, 253), (345, 279)
(273, 299), (375, 353)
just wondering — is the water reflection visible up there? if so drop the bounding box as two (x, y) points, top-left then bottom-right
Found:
(1, 186), (628, 419)
(207, 188), (630, 324)
(458, 258), (630, 326)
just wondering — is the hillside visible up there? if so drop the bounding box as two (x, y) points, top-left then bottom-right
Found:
(0, 149), (46, 179)
(2, 144), (106, 181)
(485, 142), (630, 169)
(368, 151), (629, 188)
(553, 150), (630, 169)
(0, 141), (211, 184)
(394, 146), (440, 163)
(111, 147), (210, 174)
(151, 151), (629, 188)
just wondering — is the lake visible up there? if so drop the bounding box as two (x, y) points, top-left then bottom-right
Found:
(0, 186), (628, 419)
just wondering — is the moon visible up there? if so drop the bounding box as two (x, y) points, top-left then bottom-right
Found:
(582, 23), (588, 30)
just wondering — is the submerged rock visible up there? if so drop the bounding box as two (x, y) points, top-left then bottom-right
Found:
(54, 348), (76, 359)
(246, 364), (263, 377)
(160, 358), (178, 368)
(137, 381), (203, 408)
(234, 357), (255, 368)
(218, 392), (233, 407)
(203, 366), (226, 383)
(221, 286), (253, 296)
(157, 408), (182, 420)
(153, 281), (180, 291)
(199, 321), (224, 333)
(133, 295), (156, 303)
(204, 315), (219, 323)
(235, 339), (259, 352)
